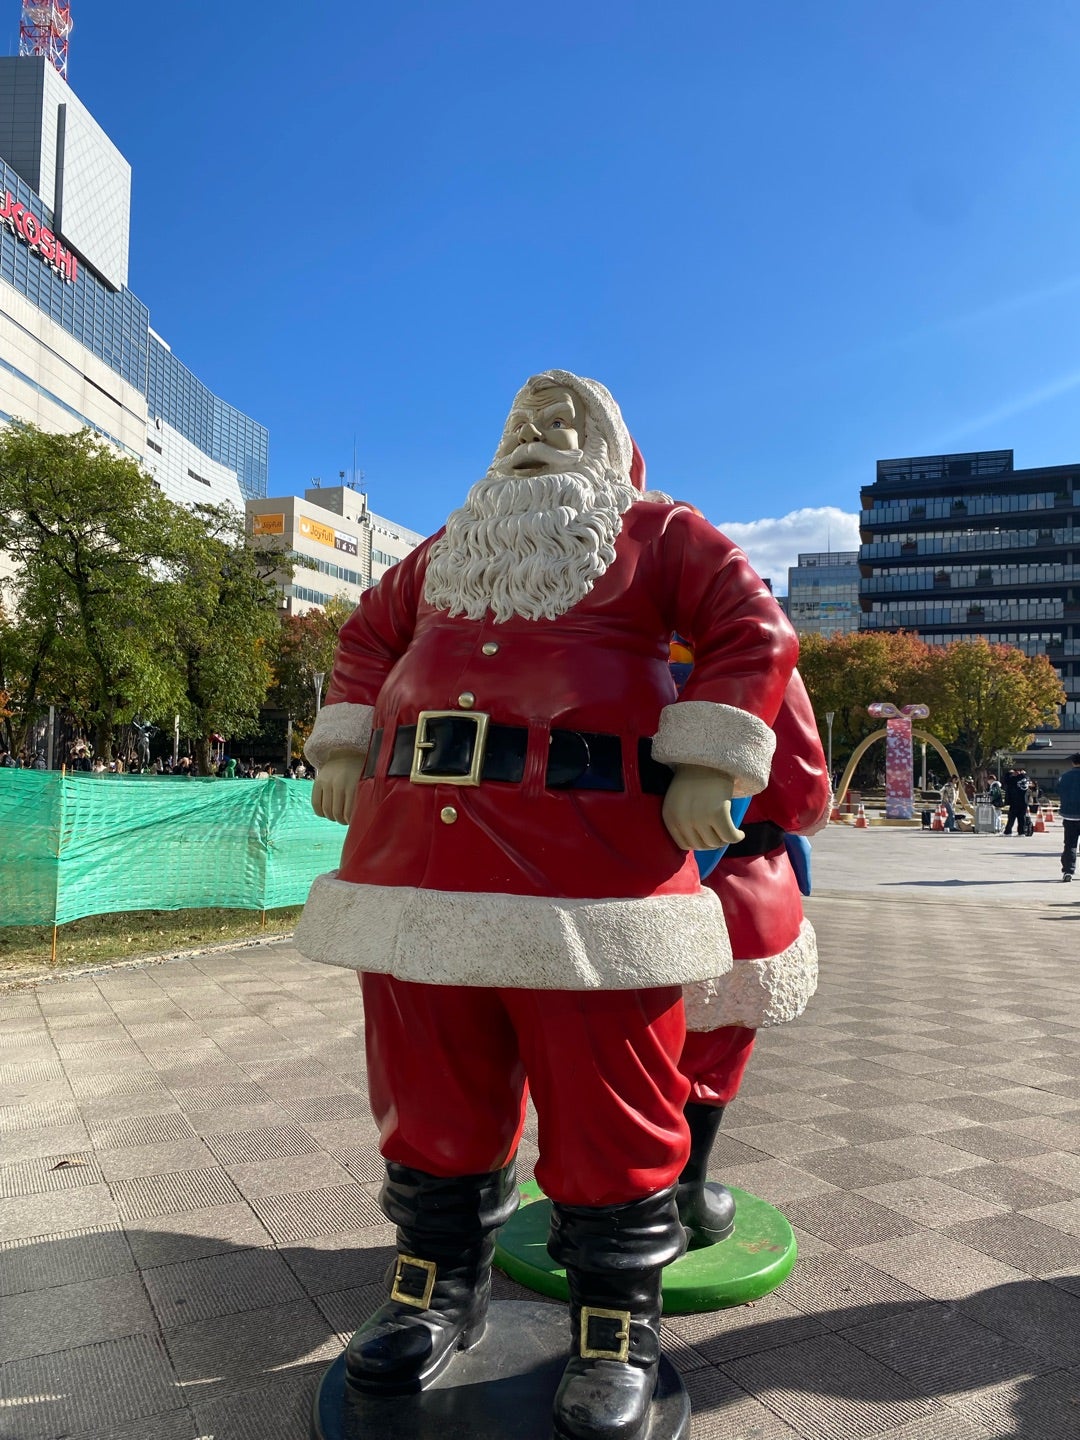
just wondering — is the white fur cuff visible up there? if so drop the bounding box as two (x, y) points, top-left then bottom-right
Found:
(304, 702), (376, 769)
(295, 876), (734, 991)
(651, 701), (776, 797)
(683, 918), (818, 1031)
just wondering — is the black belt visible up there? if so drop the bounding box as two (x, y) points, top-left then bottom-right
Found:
(722, 821), (784, 859)
(367, 717), (672, 795)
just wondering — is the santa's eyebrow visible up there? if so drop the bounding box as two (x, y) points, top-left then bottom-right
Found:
(537, 400), (575, 420)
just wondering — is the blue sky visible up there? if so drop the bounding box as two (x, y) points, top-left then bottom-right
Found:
(56, 2), (1080, 586)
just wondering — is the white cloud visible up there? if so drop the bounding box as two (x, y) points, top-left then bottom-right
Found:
(713, 507), (861, 594)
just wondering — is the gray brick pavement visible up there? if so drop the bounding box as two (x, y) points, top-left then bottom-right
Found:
(1, 824), (1078, 1437)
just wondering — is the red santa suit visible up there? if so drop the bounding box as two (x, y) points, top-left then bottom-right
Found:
(681, 669), (831, 1105)
(296, 379), (798, 1207)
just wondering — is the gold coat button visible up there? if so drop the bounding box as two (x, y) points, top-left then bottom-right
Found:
(440, 806), (458, 824)
(458, 692), (476, 709)
(481, 642), (499, 656)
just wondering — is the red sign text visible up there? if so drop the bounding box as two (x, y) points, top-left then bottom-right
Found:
(0, 191), (77, 284)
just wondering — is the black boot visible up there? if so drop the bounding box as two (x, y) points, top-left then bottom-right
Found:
(344, 1160), (518, 1396)
(676, 1101), (735, 1246)
(548, 1185), (686, 1440)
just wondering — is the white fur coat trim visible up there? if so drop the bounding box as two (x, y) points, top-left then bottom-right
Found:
(682, 918), (818, 1031)
(651, 701), (776, 797)
(295, 874), (734, 990)
(799, 793), (833, 838)
(303, 703), (376, 769)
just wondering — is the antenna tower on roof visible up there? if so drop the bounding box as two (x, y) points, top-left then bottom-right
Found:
(20, 2), (72, 81)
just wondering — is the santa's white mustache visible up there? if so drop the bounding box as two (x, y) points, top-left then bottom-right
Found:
(493, 441), (585, 474)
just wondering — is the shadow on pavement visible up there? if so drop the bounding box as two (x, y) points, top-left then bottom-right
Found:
(881, 878), (1066, 887)
(2, 1227), (1079, 1438)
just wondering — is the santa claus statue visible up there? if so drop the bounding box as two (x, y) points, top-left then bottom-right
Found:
(296, 370), (798, 1440)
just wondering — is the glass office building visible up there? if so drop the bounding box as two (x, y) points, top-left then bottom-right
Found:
(0, 55), (266, 512)
(787, 551), (861, 636)
(859, 449), (1080, 772)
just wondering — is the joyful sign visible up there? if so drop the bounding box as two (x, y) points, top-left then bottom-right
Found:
(0, 192), (78, 284)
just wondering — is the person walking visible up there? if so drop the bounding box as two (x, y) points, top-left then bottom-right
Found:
(1003, 767), (1030, 836)
(1057, 754), (1080, 882)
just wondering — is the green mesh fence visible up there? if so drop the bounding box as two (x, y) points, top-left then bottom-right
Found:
(0, 771), (345, 926)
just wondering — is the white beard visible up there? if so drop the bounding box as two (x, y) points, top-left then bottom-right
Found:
(423, 439), (639, 623)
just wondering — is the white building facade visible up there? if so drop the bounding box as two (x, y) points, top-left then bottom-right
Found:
(247, 485), (425, 615)
(0, 55), (266, 533)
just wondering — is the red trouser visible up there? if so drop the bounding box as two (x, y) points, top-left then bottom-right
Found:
(681, 1025), (757, 1107)
(361, 974), (691, 1207)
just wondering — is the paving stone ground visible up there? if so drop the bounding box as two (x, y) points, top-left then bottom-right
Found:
(2, 823), (1079, 1438)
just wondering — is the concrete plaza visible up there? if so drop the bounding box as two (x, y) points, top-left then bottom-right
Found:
(2, 823), (1080, 1438)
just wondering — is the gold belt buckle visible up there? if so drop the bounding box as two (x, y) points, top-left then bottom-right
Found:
(410, 709), (491, 786)
(579, 1305), (631, 1362)
(390, 1253), (437, 1309)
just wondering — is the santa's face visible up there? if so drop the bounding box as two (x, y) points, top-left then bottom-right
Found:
(490, 387), (584, 478)
(422, 373), (638, 623)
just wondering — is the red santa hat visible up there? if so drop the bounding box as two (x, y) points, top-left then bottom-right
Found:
(630, 439), (646, 492)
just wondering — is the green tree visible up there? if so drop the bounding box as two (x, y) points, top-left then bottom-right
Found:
(798, 630), (937, 766)
(798, 630), (1066, 779)
(268, 595), (352, 753)
(930, 639), (1064, 771)
(0, 425), (184, 758)
(163, 504), (283, 777)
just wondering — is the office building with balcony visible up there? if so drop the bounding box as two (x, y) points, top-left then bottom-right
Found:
(859, 448), (1080, 779)
(787, 551), (860, 636)
(247, 485), (425, 615)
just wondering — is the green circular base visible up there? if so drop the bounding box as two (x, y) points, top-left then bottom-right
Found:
(494, 1181), (797, 1315)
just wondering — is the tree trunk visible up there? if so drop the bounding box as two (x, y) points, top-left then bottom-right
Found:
(96, 711), (115, 763)
(195, 735), (215, 777)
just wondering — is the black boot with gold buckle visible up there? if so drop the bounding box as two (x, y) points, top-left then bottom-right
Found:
(344, 1160), (518, 1397)
(548, 1185), (686, 1440)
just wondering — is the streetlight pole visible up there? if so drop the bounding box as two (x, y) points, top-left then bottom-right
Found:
(825, 712), (834, 786)
(313, 670), (326, 715)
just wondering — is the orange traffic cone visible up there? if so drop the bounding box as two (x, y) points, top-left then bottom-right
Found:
(1043, 805), (1055, 825)
(854, 803), (868, 829)
(1034, 811), (1047, 833)
(931, 807), (944, 830)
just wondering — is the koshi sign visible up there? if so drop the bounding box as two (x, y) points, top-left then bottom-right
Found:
(0, 192), (77, 284)
(867, 702), (930, 820)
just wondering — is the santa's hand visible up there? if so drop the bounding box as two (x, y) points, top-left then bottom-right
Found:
(662, 765), (744, 851)
(311, 752), (367, 825)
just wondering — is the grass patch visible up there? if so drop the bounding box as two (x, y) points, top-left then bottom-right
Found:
(0, 906), (303, 979)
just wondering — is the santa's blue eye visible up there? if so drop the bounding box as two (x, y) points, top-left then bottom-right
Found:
(552, 420), (564, 428)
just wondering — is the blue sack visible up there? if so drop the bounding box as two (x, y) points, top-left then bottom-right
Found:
(694, 796), (752, 880)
